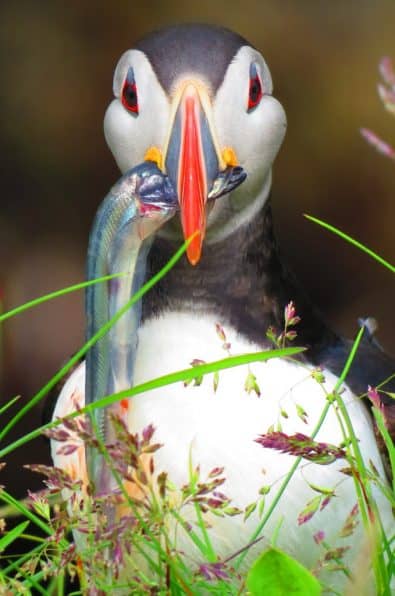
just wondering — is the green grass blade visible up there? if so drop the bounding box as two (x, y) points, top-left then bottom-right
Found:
(81, 347), (304, 413)
(304, 214), (395, 273)
(21, 569), (48, 592)
(333, 325), (366, 392)
(0, 346), (304, 459)
(372, 406), (395, 494)
(0, 520), (29, 552)
(0, 395), (20, 417)
(0, 273), (127, 324)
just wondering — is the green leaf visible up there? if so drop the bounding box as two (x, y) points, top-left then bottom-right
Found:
(0, 521), (29, 552)
(246, 547), (321, 595)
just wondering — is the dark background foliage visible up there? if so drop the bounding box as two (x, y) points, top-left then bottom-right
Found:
(1, 1), (394, 495)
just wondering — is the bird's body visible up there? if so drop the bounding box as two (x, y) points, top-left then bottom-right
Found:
(51, 24), (394, 592)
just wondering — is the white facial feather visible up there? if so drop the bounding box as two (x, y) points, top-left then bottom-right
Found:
(104, 50), (170, 173)
(207, 46), (286, 240)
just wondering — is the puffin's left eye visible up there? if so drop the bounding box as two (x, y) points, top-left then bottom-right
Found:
(122, 67), (139, 115)
(247, 63), (263, 112)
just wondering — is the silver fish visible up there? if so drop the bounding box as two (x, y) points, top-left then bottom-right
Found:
(85, 162), (177, 492)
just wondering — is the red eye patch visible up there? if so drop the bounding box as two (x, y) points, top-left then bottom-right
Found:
(122, 67), (139, 115)
(247, 64), (263, 112)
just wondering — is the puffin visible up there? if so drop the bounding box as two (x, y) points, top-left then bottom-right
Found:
(50, 24), (394, 592)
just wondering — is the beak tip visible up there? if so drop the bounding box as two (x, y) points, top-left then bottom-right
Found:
(186, 250), (201, 266)
(188, 256), (200, 266)
(186, 234), (203, 265)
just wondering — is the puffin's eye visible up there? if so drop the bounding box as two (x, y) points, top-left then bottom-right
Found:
(247, 63), (263, 112)
(122, 67), (139, 115)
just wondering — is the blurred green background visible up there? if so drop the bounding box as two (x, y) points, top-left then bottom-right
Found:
(0, 1), (394, 494)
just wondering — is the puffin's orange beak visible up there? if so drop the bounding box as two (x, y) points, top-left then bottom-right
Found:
(164, 83), (223, 265)
(178, 86), (207, 264)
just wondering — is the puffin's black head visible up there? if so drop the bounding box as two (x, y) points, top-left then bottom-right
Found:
(104, 24), (287, 264)
(135, 24), (250, 95)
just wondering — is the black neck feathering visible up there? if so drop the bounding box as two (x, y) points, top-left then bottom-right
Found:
(143, 199), (339, 361)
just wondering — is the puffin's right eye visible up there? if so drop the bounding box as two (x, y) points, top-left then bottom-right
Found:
(121, 67), (139, 115)
(247, 63), (263, 112)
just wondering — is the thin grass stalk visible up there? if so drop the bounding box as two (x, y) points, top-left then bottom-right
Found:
(304, 214), (395, 273)
(0, 273), (127, 324)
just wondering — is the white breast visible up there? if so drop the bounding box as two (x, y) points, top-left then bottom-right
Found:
(52, 311), (392, 592)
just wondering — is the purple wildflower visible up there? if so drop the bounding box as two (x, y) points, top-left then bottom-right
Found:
(198, 561), (229, 581)
(207, 497), (227, 509)
(25, 464), (81, 491)
(215, 323), (227, 343)
(313, 530), (325, 545)
(208, 467), (225, 478)
(379, 56), (395, 87)
(284, 301), (301, 327)
(298, 495), (321, 525)
(361, 56), (395, 161)
(360, 128), (395, 161)
(142, 424), (155, 444)
(367, 385), (393, 432)
(56, 443), (79, 456)
(114, 541), (124, 568)
(255, 431), (346, 464)
(367, 385), (383, 410)
(320, 495), (332, 511)
(215, 322), (231, 351)
(378, 84), (395, 114)
(340, 503), (360, 537)
(324, 546), (350, 562)
(43, 427), (72, 442)
(190, 358), (206, 367)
